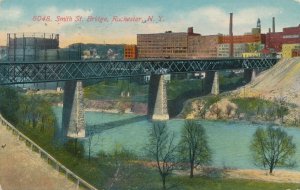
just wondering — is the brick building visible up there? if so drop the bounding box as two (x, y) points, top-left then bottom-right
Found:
(265, 25), (300, 53)
(137, 27), (220, 59)
(124, 45), (137, 59)
(137, 32), (189, 59)
(187, 35), (219, 58)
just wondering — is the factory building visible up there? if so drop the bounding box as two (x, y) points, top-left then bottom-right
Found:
(187, 34), (220, 58)
(292, 49), (300, 57)
(124, 45), (137, 59)
(265, 25), (300, 53)
(219, 34), (262, 44)
(217, 43), (247, 58)
(137, 27), (221, 59)
(137, 31), (189, 59)
(282, 44), (300, 58)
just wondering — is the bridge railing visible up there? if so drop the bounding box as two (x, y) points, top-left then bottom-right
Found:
(0, 114), (99, 190)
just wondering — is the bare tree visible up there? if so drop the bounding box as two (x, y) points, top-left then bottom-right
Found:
(146, 122), (177, 190)
(250, 126), (296, 174)
(179, 120), (211, 178)
(274, 96), (289, 124)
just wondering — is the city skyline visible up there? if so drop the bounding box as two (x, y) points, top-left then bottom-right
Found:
(0, 0), (300, 47)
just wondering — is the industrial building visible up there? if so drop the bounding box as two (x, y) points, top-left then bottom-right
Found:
(264, 24), (300, 54)
(218, 43), (247, 57)
(124, 45), (137, 59)
(137, 31), (189, 59)
(7, 33), (59, 61)
(282, 44), (300, 58)
(187, 34), (220, 58)
(137, 27), (222, 59)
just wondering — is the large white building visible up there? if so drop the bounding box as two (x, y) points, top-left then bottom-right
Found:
(217, 43), (247, 58)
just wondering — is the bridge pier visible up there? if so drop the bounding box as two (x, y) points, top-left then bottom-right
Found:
(148, 74), (169, 121)
(251, 69), (256, 82)
(244, 69), (257, 83)
(62, 80), (85, 138)
(211, 71), (219, 95)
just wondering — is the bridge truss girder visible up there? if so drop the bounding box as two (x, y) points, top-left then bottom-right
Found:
(0, 58), (279, 85)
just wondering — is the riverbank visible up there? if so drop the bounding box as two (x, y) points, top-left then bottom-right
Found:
(55, 99), (148, 115)
(140, 160), (300, 184)
(176, 167), (300, 184)
(227, 169), (300, 184)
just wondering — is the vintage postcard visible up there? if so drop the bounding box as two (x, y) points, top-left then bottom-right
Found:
(0, 0), (300, 189)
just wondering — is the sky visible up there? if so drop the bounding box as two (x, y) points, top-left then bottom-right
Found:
(0, 0), (299, 47)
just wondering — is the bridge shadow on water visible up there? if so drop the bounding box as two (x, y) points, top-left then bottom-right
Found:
(86, 115), (148, 134)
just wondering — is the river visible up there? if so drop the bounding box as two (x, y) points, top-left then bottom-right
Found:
(53, 107), (300, 170)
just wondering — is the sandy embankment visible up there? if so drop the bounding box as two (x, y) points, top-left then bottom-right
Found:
(138, 160), (300, 184)
(227, 169), (300, 184)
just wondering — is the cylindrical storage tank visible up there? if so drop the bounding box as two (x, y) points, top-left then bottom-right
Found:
(7, 33), (59, 62)
(38, 48), (81, 61)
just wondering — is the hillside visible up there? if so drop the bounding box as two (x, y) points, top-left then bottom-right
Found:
(235, 57), (300, 106)
(182, 58), (300, 125)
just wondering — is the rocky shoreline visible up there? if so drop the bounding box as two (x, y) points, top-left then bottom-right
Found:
(55, 99), (148, 115)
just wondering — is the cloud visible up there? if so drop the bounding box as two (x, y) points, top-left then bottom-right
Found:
(55, 5), (283, 46)
(294, 0), (300, 3)
(0, 7), (22, 20)
(166, 6), (281, 35)
(0, 5), (283, 47)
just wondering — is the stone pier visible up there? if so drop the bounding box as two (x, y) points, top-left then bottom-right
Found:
(251, 69), (256, 82)
(211, 71), (219, 95)
(148, 74), (169, 121)
(62, 80), (85, 138)
(244, 69), (257, 83)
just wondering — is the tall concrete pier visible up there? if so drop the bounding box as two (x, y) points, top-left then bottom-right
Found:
(251, 69), (256, 82)
(62, 80), (85, 138)
(244, 69), (257, 83)
(148, 75), (169, 120)
(211, 71), (220, 95)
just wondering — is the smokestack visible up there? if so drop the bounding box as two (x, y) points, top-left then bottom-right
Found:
(269, 28), (271, 33)
(229, 13), (233, 36)
(229, 13), (233, 58)
(272, 17), (275, 33)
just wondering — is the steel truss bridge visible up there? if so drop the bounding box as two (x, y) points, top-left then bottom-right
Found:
(0, 58), (279, 85)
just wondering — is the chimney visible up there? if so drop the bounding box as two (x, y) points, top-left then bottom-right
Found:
(229, 13), (233, 36)
(229, 13), (234, 58)
(269, 28), (271, 33)
(272, 17), (275, 33)
(188, 27), (194, 35)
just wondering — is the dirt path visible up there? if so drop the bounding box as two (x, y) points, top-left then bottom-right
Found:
(0, 124), (80, 190)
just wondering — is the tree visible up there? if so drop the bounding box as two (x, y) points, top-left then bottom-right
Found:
(0, 87), (20, 123)
(179, 120), (211, 178)
(86, 126), (102, 162)
(146, 122), (177, 190)
(274, 97), (289, 123)
(250, 126), (296, 174)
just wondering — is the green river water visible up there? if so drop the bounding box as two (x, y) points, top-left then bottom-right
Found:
(53, 107), (300, 170)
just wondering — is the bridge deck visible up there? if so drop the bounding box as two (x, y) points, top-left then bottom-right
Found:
(0, 58), (279, 85)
